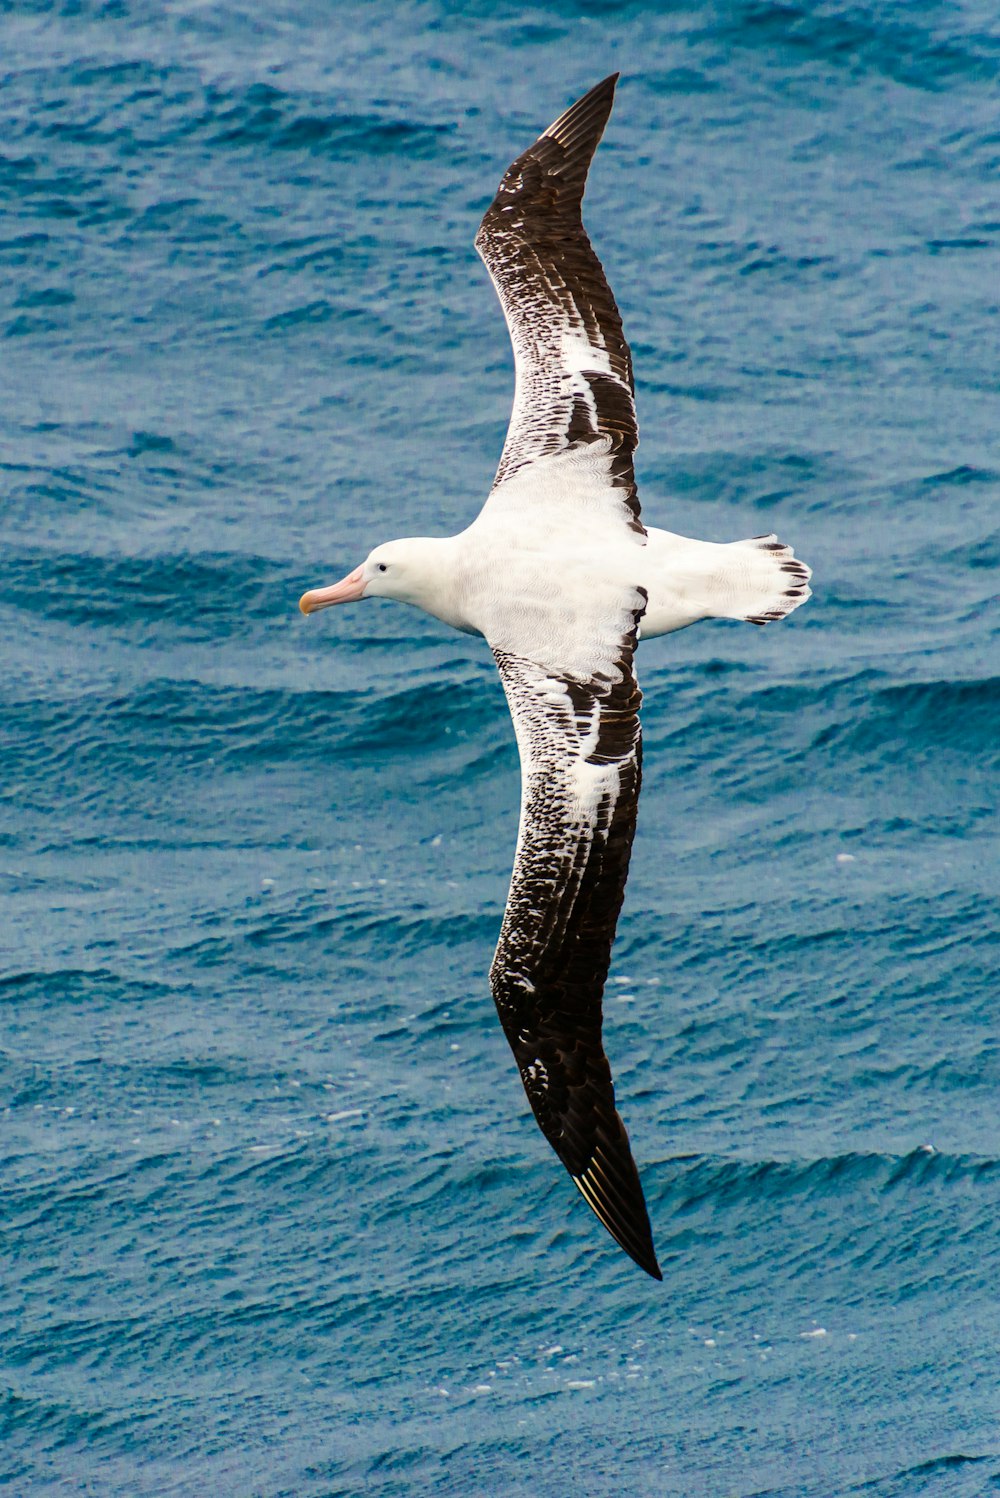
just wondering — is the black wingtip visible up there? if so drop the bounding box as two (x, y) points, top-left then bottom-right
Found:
(616, 1239), (663, 1281)
(615, 1220), (663, 1282)
(543, 74), (620, 155)
(573, 1161), (662, 1282)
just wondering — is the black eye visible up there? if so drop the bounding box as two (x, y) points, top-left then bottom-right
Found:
(377, 563), (388, 573)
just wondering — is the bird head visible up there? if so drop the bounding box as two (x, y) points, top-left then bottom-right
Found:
(299, 539), (436, 615)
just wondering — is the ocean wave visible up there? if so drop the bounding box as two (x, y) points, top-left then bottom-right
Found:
(0, 548), (278, 632)
(2, 668), (506, 791)
(844, 1452), (999, 1495)
(167, 896), (495, 967)
(5, 652), (993, 823)
(206, 81), (453, 159)
(5, 55), (452, 164)
(809, 675), (1000, 759)
(0, 966), (177, 1003)
(655, 1146), (1000, 1209)
(708, 1), (997, 92)
(643, 665), (1000, 771)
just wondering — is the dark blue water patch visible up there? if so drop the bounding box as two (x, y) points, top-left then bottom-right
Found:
(935, 528), (1000, 574)
(0, 549), (280, 634)
(652, 446), (848, 511)
(4, 312), (65, 338)
(927, 236), (995, 253)
(0, 229), (52, 267)
(639, 668), (891, 778)
(738, 246), (839, 281)
(253, 233), (353, 280)
(640, 666), (1000, 813)
(646, 64), (720, 96)
(866, 1455), (1000, 1496)
(0, 966), (176, 1005)
(261, 298), (337, 332)
(704, 1), (1000, 92)
(919, 463), (1000, 493)
(206, 82), (455, 160)
(808, 674), (1000, 760)
(13, 284), (75, 311)
(1, 667), (507, 801)
(126, 431), (175, 457)
(650, 1146), (1000, 1309)
(165, 897), (496, 971)
(1, 57), (424, 158)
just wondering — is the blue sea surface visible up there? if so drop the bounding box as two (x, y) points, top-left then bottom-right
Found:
(2, 2), (999, 1494)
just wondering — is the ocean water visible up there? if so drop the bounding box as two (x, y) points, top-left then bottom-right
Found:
(2, 1), (998, 1493)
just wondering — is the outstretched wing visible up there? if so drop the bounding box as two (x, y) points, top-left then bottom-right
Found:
(475, 74), (642, 536)
(489, 602), (660, 1280)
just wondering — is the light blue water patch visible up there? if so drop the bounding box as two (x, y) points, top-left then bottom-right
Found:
(2, 2), (999, 1495)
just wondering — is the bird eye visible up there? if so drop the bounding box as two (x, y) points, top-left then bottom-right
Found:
(377, 563), (388, 573)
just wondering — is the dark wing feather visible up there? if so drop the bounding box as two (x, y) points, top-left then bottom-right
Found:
(489, 604), (661, 1280)
(475, 75), (642, 533)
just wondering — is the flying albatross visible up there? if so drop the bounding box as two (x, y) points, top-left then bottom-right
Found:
(300, 75), (811, 1280)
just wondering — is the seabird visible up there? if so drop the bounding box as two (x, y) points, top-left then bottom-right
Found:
(300, 76), (811, 1280)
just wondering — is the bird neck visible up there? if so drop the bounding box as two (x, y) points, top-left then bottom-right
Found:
(385, 535), (475, 633)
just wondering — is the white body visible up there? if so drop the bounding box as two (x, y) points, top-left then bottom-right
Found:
(349, 444), (810, 682)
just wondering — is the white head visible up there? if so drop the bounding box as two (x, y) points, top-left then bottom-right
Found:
(299, 538), (447, 616)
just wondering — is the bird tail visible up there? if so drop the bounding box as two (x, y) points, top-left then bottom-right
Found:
(717, 534), (812, 626)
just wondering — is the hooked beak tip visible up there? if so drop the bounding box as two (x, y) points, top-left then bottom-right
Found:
(298, 564), (367, 616)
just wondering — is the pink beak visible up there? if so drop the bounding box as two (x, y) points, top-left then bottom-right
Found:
(299, 564), (366, 615)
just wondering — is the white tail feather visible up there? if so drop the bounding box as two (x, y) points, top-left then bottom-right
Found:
(639, 528), (812, 637)
(728, 533), (813, 626)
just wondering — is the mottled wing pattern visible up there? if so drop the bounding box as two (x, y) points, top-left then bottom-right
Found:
(475, 74), (643, 536)
(489, 600), (661, 1280)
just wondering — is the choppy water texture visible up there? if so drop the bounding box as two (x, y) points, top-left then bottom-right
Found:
(2, 2), (999, 1494)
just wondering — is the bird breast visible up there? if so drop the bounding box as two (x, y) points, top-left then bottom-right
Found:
(452, 524), (646, 683)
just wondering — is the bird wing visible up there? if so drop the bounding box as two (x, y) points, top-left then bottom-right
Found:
(475, 74), (643, 540)
(488, 595), (661, 1279)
